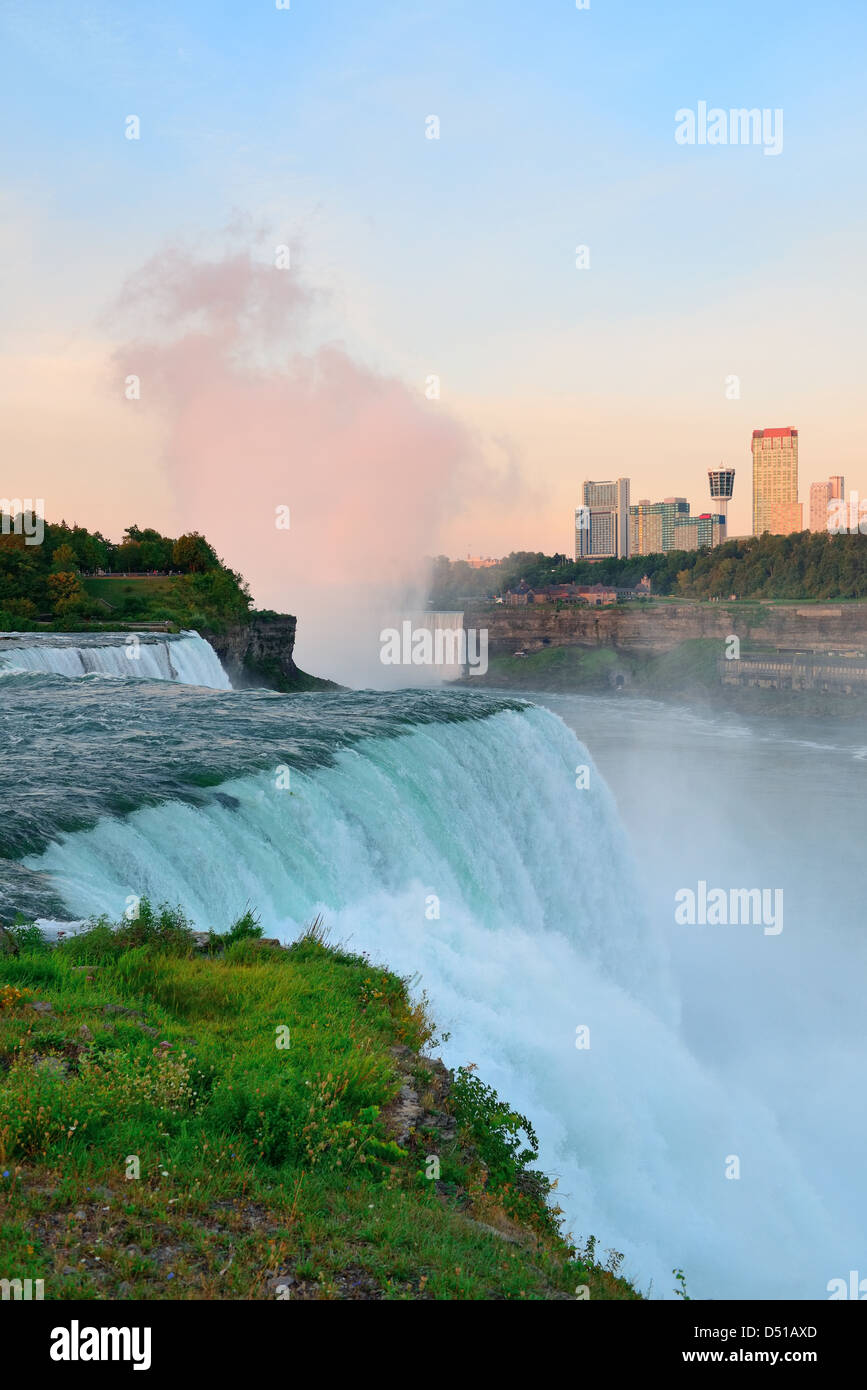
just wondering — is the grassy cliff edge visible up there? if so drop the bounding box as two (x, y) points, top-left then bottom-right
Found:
(0, 908), (642, 1301)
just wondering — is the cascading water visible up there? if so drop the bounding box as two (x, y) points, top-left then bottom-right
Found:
(9, 689), (851, 1302)
(0, 631), (231, 689)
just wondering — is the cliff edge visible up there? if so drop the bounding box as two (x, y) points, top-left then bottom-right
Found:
(205, 613), (341, 692)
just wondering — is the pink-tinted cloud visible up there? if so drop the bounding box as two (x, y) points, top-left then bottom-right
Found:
(114, 242), (518, 684)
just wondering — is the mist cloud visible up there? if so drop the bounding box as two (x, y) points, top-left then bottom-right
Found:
(114, 240), (516, 685)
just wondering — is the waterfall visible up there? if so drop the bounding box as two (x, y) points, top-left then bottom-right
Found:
(0, 631), (231, 689)
(21, 701), (848, 1300)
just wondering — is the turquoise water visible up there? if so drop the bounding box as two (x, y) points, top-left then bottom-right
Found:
(1, 636), (863, 1300)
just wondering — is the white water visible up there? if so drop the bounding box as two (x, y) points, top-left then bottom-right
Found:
(23, 702), (849, 1299)
(0, 632), (230, 689)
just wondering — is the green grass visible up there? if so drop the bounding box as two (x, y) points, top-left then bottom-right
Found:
(0, 910), (642, 1301)
(635, 638), (723, 691)
(78, 575), (247, 633)
(471, 645), (624, 691)
(83, 577), (177, 605)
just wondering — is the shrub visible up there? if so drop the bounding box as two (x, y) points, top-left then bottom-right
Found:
(79, 1047), (196, 1115)
(58, 901), (195, 963)
(224, 908), (263, 944)
(204, 908), (263, 955)
(448, 1066), (541, 1191)
(5, 921), (50, 954)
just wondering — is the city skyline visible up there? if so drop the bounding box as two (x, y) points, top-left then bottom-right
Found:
(2, 2), (867, 615)
(567, 425), (841, 564)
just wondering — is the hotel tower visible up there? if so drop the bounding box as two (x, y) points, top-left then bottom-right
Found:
(751, 428), (802, 536)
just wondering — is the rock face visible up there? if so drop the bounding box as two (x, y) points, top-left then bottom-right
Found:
(206, 614), (341, 691)
(463, 600), (867, 659)
(204, 614), (307, 690)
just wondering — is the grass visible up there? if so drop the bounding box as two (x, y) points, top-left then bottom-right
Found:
(77, 576), (248, 634)
(0, 908), (641, 1301)
(83, 577), (177, 604)
(472, 646), (624, 691)
(635, 638), (723, 692)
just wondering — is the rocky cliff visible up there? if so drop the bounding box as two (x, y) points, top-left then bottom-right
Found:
(459, 600), (867, 712)
(464, 600), (867, 658)
(204, 614), (339, 692)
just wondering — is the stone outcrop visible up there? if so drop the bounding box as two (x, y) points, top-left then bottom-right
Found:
(204, 614), (299, 688)
(204, 614), (339, 692)
(463, 600), (867, 659)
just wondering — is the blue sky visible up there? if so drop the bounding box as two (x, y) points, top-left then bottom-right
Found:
(2, 0), (866, 548)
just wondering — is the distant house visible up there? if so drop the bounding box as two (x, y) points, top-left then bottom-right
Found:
(504, 582), (535, 606)
(575, 583), (618, 607)
(503, 575), (649, 607)
(518, 583), (585, 605)
(614, 574), (652, 601)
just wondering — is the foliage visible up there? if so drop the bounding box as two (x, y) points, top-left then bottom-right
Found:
(3, 921), (51, 954)
(207, 908), (263, 952)
(446, 1065), (558, 1234)
(0, 907), (643, 1300)
(47, 571), (85, 614)
(673, 1267), (691, 1299)
(428, 531), (867, 606)
(0, 518), (251, 628)
(59, 901), (196, 964)
(172, 532), (220, 573)
(448, 1066), (540, 1188)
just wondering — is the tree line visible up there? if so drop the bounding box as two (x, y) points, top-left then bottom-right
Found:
(428, 532), (867, 606)
(0, 518), (251, 626)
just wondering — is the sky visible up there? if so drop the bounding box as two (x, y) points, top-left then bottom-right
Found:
(2, 0), (866, 648)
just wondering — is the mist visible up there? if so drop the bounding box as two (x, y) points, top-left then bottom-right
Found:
(114, 239), (520, 687)
(545, 692), (867, 1292)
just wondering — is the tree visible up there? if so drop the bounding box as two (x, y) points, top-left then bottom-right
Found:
(172, 532), (219, 573)
(50, 543), (79, 573)
(47, 571), (84, 613)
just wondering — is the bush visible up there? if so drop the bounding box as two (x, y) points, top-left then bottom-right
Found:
(59, 901), (195, 963)
(5, 921), (50, 954)
(205, 908), (263, 955)
(448, 1066), (540, 1190)
(0, 611), (39, 631)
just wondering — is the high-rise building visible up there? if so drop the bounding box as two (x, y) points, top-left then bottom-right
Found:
(767, 502), (803, 535)
(628, 497), (726, 555)
(808, 476), (845, 532)
(576, 478), (630, 560)
(673, 512), (727, 550)
(809, 482), (831, 532)
(629, 498), (689, 556)
(752, 427), (801, 535)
